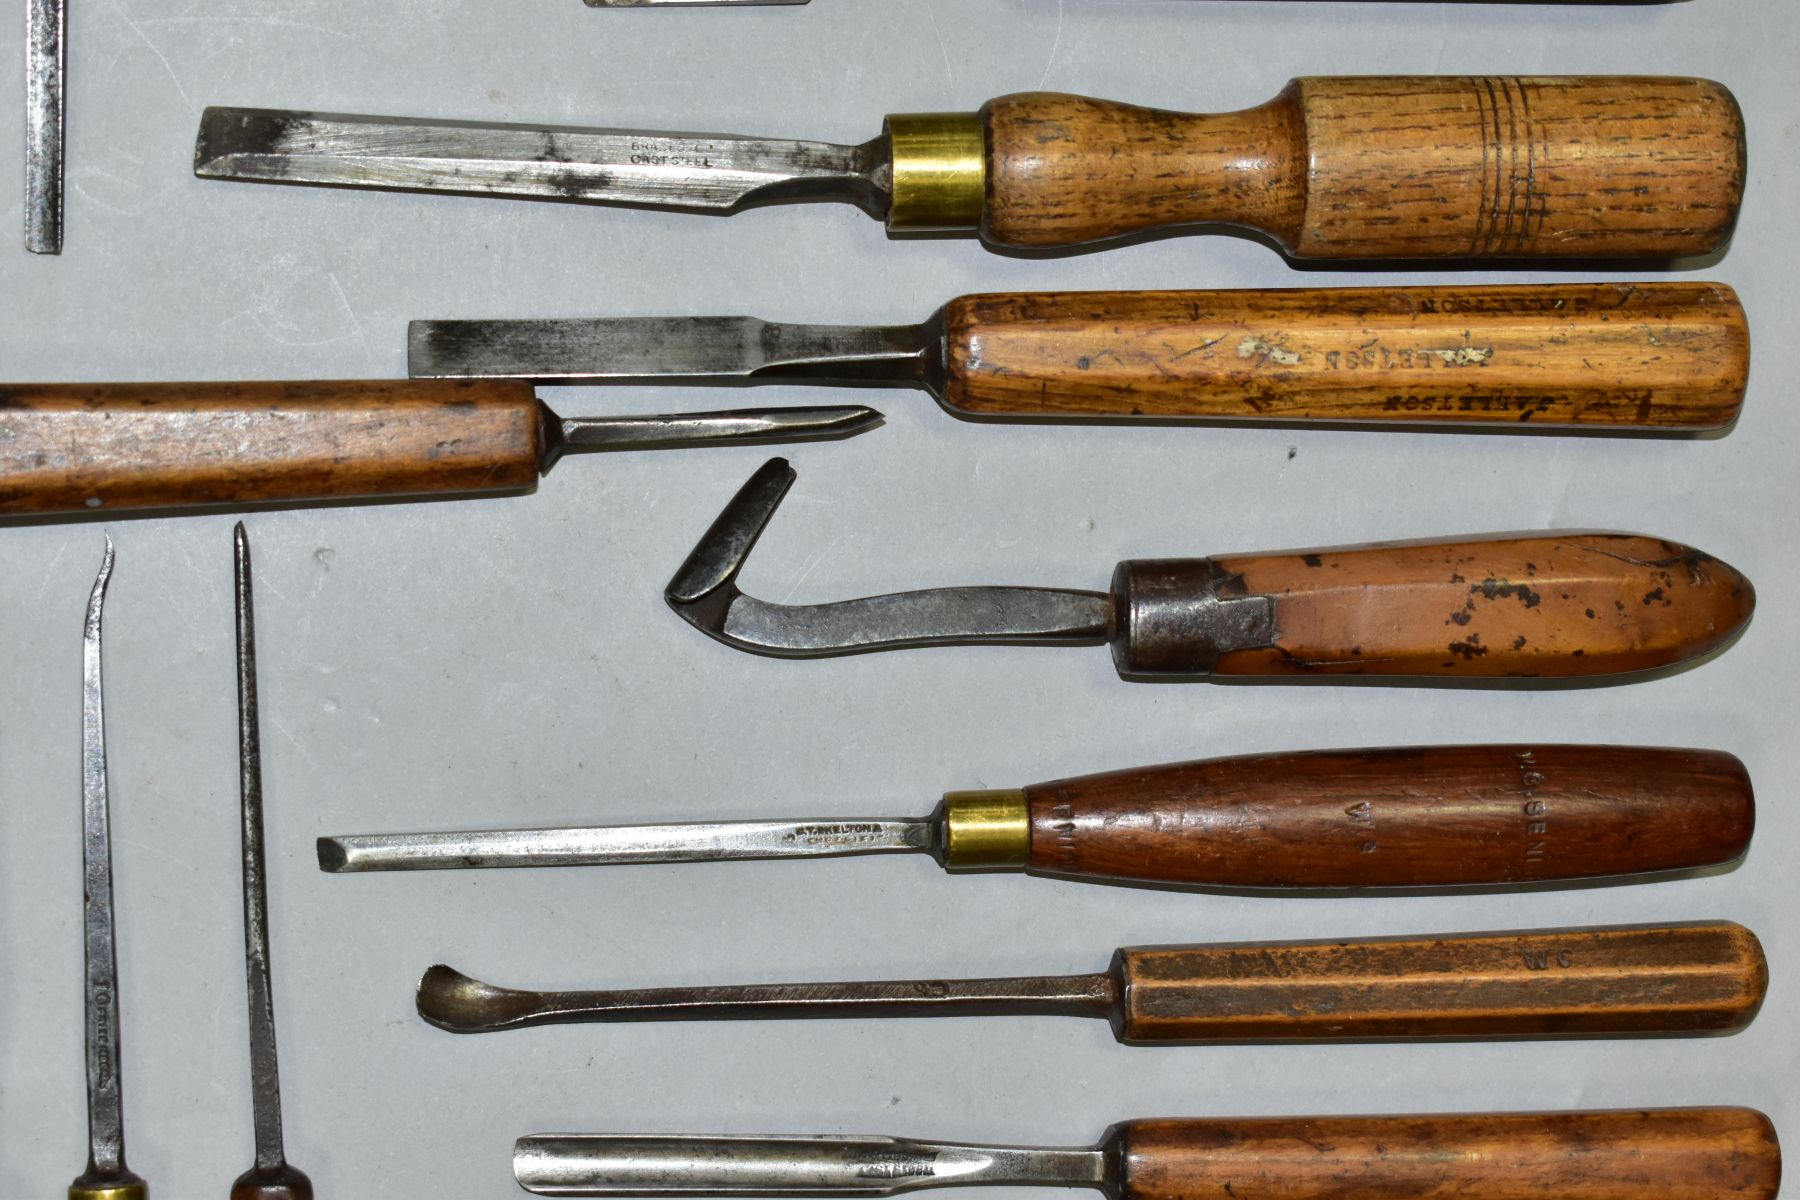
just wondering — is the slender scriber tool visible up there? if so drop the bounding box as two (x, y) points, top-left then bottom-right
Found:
(410, 282), (1750, 432)
(0, 380), (877, 519)
(416, 921), (1766, 1041)
(667, 459), (1755, 683)
(194, 76), (1744, 259)
(24, 0), (67, 252)
(232, 525), (313, 1200)
(510, 1108), (1782, 1200)
(319, 745), (1754, 890)
(71, 539), (149, 1200)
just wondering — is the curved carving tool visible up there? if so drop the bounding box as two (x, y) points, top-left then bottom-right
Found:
(70, 539), (149, 1200)
(665, 458), (1754, 682)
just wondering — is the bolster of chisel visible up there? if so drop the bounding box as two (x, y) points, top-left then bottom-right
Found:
(937, 283), (1749, 428)
(1107, 921), (1765, 1043)
(0, 379), (544, 516)
(970, 77), (1744, 255)
(1018, 745), (1752, 888)
(1107, 1108), (1782, 1200)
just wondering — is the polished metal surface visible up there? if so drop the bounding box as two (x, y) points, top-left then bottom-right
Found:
(549, 407), (881, 465)
(319, 817), (935, 872)
(416, 965), (1116, 1034)
(194, 108), (889, 215)
(410, 316), (934, 387)
(665, 458), (1114, 657)
(585, 0), (809, 6)
(514, 1135), (1106, 1197)
(24, 0), (67, 252)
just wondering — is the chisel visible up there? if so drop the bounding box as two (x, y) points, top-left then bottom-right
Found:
(0, 380), (875, 519)
(415, 921), (1767, 1041)
(319, 744), (1753, 890)
(411, 282), (1750, 431)
(669, 459), (1755, 682)
(509, 1108), (1783, 1200)
(194, 76), (1744, 258)
(24, 0), (67, 252)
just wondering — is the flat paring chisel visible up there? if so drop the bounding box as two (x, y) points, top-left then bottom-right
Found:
(318, 744), (1753, 890)
(194, 76), (1744, 258)
(511, 1108), (1783, 1200)
(411, 282), (1750, 431)
(415, 921), (1767, 1041)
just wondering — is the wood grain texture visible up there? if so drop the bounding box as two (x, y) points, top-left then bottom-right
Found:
(1112, 1108), (1781, 1200)
(940, 283), (1748, 428)
(978, 77), (1744, 256)
(1207, 533), (1752, 678)
(0, 379), (543, 517)
(1110, 921), (1765, 1043)
(1023, 745), (1752, 888)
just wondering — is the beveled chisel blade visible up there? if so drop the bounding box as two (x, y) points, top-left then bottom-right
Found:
(194, 108), (886, 214)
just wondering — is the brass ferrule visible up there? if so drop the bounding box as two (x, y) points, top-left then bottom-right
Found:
(885, 112), (986, 232)
(940, 789), (1030, 871)
(69, 1184), (149, 1200)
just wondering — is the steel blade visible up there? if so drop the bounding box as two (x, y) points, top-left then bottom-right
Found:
(711, 588), (1116, 657)
(554, 407), (883, 457)
(586, 0), (808, 5)
(25, 0), (67, 252)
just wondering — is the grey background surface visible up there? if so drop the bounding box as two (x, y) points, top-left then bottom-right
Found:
(1, 0), (1793, 1195)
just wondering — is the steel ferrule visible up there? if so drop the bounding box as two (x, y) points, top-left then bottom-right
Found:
(885, 112), (986, 232)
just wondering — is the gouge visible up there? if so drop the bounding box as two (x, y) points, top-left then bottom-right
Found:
(318, 744), (1754, 889)
(669, 459), (1755, 681)
(193, 76), (1744, 258)
(231, 526), (313, 1200)
(410, 282), (1750, 431)
(0, 380), (876, 519)
(416, 921), (1766, 1041)
(510, 1108), (1783, 1200)
(71, 540), (150, 1200)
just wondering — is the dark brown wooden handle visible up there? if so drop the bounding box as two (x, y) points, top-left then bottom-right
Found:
(1023, 745), (1752, 888)
(1111, 1108), (1781, 1200)
(0, 379), (544, 517)
(1110, 921), (1765, 1043)
(980, 77), (1744, 255)
(1110, 533), (1754, 678)
(939, 283), (1747, 428)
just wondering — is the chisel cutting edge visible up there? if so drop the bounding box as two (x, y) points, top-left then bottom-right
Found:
(195, 76), (1743, 258)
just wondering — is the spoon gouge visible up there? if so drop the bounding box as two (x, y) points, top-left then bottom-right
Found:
(411, 282), (1749, 431)
(318, 744), (1753, 889)
(416, 921), (1766, 1041)
(194, 76), (1744, 259)
(510, 1108), (1783, 1200)
(0, 380), (876, 519)
(669, 459), (1755, 681)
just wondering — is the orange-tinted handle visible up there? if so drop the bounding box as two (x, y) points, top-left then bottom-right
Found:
(939, 284), (1748, 428)
(0, 379), (543, 517)
(979, 77), (1744, 256)
(1110, 922), (1765, 1043)
(1111, 1108), (1781, 1200)
(1023, 745), (1752, 888)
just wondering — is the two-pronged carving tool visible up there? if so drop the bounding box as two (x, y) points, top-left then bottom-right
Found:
(193, 76), (1743, 258)
(667, 459), (1754, 681)
(318, 744), (1753, 889)
(416, 921), (1766, 1041)
(70, 540), (149, 1200)
(24, 0), (67, 252)
(410, 282), (1750, 431)
(510, 1108), (1783, 1200)
(231, 525), (314, 1200)
(0, 380), (875, 518)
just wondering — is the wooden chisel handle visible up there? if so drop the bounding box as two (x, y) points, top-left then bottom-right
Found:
(1108, 921), (1764, 1043)
(1110, 533), (1753, 678)
(937, 284), (1748, 428)
(1108, 1108), (1781, 1200)
(910, 77), (1745, 255)
(0, 379), (545, 517)
(996, 745), (1754, 888)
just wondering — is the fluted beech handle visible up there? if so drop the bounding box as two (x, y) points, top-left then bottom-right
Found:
(1110, 921), (1765, 1043)
(940, 283), (1748, 428)
(0, 379), (544, 517)
(1111, 1108), (1782, 1200)
(1024, 745), (1753, 888)
(979, 77), (1744, 255)
(1109, 533), (1755, 678)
